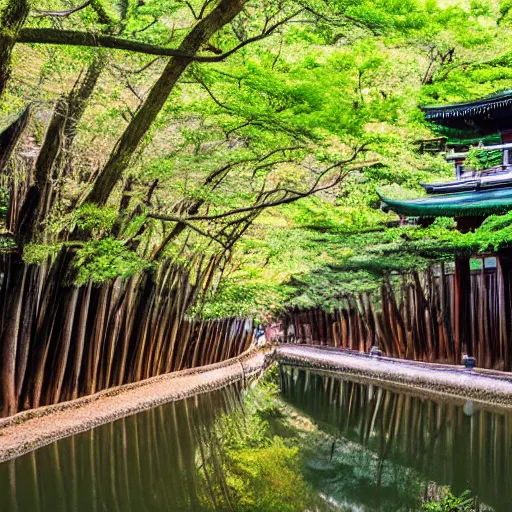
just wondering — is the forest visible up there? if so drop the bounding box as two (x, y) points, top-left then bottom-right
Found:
(1, 0), (512, 416)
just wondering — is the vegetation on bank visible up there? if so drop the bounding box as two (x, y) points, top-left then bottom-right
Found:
(1, 0), (512, 319)
(195, 368), (484, 511)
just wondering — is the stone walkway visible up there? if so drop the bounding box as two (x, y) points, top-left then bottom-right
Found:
(0, 349), (268, 463)
(278, 345), (512, 408)
(3, 344), (512, 463)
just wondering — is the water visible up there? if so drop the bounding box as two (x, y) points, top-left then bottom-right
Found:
(1, 366), (511, 511)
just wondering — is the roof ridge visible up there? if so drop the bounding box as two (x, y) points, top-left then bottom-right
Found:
(422, 89), (512, 117)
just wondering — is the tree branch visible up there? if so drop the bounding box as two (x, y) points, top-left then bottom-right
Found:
(32, 0), (92, 18)
(148, 149), (367, 224)
(18, 11), (302, 62)
(112, 57), (161, 75)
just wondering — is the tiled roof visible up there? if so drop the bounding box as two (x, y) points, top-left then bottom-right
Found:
(422, 90), (512, 122)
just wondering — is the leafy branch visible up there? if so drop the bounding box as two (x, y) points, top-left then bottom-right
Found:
(18, 11), (303, 63)
(148, 145), (369, 226)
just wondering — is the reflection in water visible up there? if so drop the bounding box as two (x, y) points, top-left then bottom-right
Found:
(280, 365), (512, 512)
(0, 384), (244, 512)
(2, 367), (512, 511)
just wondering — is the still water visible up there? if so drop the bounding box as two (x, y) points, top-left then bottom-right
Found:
(1, 365), (511, 511)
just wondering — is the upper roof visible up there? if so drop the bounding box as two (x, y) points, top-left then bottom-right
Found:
(422, 90), (512, 134)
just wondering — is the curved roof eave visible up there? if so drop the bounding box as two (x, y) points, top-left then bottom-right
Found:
(379, 187), (512, 218)
(421, 90), (512, 121)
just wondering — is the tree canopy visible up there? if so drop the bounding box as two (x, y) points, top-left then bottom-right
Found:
(2, 0), (512, 318)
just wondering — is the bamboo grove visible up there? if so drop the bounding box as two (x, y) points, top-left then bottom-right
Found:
(0, 0), (380, 415)
(280, 366), (512, 510)
(0, 0), (384, 417)
(280, 256), (512, 370)
(3, 0), (512, 418)
(0, 251), (254, 416)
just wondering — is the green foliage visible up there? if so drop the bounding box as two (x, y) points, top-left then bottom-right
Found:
(0, 187), (7, 220)
(74, 204), (118, 237)
(198, 374), (324, 512)
(464, 148), (502, 171)
(423, 489), (474, 511)
(43, 204), (119, 242)
(224, 439), (313, 512)
(23, 243), (62, 264)
(0, 235), (15, 251)
(6, 0), (512, 307)
(197, 278), (294, 320)
(73, 238), (148, 285)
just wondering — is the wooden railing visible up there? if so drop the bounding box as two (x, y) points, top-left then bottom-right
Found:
(445, 142), (512, 161)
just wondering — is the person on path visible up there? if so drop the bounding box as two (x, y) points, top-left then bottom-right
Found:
(255, 324), (266, 346)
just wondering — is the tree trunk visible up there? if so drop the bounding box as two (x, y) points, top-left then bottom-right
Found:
(0, 104), (31, 172)
(454, 256), (470, 361)
(16, 98), (68, 245)
(0, 0), (30, 98)
(86, 0), (247, 206)
(0, 260), (27, 416)
(15, 57), (105, 244)
(61, 55), (106, 173)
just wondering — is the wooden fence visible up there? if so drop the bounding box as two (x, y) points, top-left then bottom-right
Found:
(280, 256), (512, 370)
(0, 251), (254, 417)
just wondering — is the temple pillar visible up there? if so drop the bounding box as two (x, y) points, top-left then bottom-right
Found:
(500, 129), (512, 144)
(454, 256), (471, 362)
(496, 248), (512, 370)
(454, 157), (465, 179)
(501, 130), (512, 168)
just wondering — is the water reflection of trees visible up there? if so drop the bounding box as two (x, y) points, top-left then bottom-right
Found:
(0, 376), (331, 512)
(0, 384), (244, 512)
(280, 365), (512, 512)
(5, 368), (512, 511)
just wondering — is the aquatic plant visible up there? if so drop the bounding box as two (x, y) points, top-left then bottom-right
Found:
(423, 489), (474, 512)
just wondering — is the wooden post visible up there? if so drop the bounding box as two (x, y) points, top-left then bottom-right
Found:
(455, 157), (465, 179)
(454, 256), (471, 362)
(500, 129), (512, 144)
(496, 249), (512, 370)
(501, 130), (512, 169)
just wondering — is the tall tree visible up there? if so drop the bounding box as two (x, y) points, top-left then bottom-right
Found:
(0, 0), (30, 97)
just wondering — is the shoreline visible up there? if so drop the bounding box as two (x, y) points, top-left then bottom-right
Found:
(0, 348), (269, 463)
(277, 345), (512, 410)
(3, 344), (512, 463)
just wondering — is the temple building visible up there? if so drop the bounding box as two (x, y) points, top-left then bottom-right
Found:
(380, 91), (512, 365)
(380, 90), (512, 231)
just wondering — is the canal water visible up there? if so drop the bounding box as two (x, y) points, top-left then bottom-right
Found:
(0, 365), (511, 511)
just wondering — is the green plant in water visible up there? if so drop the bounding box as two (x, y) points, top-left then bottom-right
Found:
(225, 439), (314, 512)
(423, 488), (474, 511)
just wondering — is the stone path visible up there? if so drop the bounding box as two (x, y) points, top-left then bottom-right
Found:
(277, 345), (512, 408)
(0, 349), (268, 463)
(3, 344), (512, 463)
